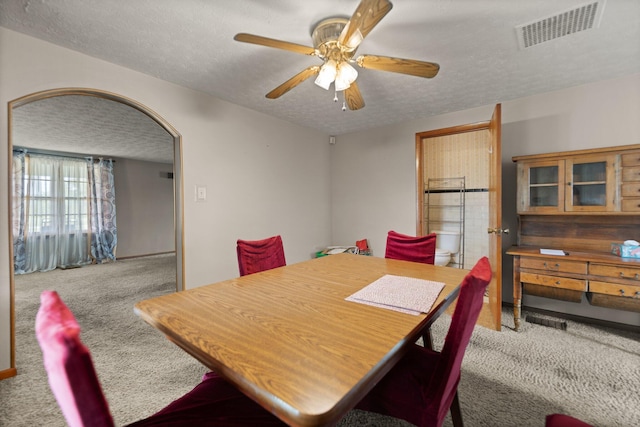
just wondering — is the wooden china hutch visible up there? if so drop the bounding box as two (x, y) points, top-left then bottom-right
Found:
(507, 144), (640, 330)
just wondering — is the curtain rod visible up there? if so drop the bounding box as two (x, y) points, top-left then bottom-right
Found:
(13, 146), (115, 163)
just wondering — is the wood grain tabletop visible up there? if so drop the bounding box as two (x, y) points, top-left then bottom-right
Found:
(134, 253), (468, 426)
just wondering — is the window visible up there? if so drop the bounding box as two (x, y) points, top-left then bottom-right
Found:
(22, 156), (90, 235)
(12, 152), (116, 273)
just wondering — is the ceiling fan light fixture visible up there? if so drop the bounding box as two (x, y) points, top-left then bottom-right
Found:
(334, 62), (358, 91)
(339, 62), (358, 83)
(334, 76), (350, 91)
(314, 59), (338, 90)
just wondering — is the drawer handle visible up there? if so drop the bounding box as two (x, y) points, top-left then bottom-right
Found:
(617, 272), (639, 279)
(635, 291), (640, 299)
(555, 281), (561, 285)
(620, 289), (625, 295)
(543, 262), (560, 269)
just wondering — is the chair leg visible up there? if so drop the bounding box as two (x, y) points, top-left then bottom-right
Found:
(450, 391), (464, 427)
(422, 329), (434, 350)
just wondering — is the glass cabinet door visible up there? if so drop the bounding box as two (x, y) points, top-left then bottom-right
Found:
(518, 160), (564, 213)
(530, 165), (559, 207)
(565, 155), (616, 212)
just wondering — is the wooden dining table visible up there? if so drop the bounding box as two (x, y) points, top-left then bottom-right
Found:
(134, 253), (469, 427)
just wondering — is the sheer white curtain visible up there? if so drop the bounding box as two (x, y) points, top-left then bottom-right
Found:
(13, 153), (93, 273)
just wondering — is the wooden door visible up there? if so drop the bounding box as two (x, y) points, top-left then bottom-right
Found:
(486, 104), (503, 331)
(416, 104), (503, 331)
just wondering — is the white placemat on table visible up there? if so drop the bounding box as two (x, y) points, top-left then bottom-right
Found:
(345, 274), (445, 315)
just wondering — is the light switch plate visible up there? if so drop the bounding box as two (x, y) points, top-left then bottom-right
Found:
(195, 185), (207, 202)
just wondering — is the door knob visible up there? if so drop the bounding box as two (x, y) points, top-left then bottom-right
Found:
(487, 228), (510, 235)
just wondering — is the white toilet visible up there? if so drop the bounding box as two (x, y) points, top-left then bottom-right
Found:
(433, 231), (461, 266)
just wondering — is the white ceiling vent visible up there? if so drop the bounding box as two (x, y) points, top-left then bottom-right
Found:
(516, 1), (606, 49)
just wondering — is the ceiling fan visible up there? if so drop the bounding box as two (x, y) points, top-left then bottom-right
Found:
(234, 0), (439, 111)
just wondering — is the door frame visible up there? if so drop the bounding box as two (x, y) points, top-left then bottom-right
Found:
(415, 104), (502, 331)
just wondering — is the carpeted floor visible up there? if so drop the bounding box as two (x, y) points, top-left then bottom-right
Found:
(1, 254), (639, 426)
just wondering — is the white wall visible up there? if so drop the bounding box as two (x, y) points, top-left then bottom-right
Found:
(331, 73), (640, 327)
(330, 105), (496, 254)
(0, 28), (332, 373)
(113, 158), (175, 258)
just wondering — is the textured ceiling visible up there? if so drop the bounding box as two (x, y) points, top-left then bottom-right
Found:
(2, 0), (640, 163)
(12, 95), (174, 164)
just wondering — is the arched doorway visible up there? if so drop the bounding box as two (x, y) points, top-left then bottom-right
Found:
(6, 88), (184, 377)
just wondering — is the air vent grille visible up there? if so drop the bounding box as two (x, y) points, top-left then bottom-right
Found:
(516, 1), (606, 49)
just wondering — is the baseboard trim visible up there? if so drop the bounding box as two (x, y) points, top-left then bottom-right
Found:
(503, 302), (640, 333)
(116, 251), (175, 260)
(0, 367), (17, 381)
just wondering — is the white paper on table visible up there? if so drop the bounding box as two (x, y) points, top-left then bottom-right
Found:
(540, 248), (566, 256)
(346, 274), (445, 316)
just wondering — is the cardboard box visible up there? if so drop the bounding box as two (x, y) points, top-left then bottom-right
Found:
(611, 243), (640, 258)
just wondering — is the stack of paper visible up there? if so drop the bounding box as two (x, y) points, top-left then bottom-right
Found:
(346, 274), (445, 315)
(540, 249), (566, 256)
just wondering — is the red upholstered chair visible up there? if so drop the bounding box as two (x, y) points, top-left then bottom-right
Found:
(35, 290), (286, 427)
(385, 230), (438, 346)
(356, 257), (492, 427)
(385, 230), (437, 265)
(236, 235), (286, 276)
(545, 414), (594, 427)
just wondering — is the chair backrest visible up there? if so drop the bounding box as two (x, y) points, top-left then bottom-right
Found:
(425, 256), (492, 425)
(236, 235), (286, 276)
(384, 230), (437, 265)
(35, 290), (115, 427)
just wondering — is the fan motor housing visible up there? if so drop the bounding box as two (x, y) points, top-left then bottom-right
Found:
(311, 17), (348, 48)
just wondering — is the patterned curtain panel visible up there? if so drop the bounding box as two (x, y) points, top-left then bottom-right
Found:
(12, 151), (27, 273)
(88, 158), (117, 263)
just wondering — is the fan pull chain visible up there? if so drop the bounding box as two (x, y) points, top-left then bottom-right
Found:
(332, 88), (347, 111)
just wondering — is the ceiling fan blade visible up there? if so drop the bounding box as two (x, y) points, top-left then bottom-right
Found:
(356, 54), (440, 78)
(234, 33), (316, 56)
(339, 0), (393, 50)
(266, 66), (321, 99)
(344, 82), (365, 110)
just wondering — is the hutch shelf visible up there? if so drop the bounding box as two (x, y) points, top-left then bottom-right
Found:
(508, 144), (640, 331)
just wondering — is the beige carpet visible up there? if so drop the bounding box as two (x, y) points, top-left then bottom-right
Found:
(1, 254), (639, 426)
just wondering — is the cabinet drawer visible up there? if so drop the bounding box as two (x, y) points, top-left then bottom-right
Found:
(520, 272), (587, 291)
(622, 183), (640, 197)
(589, 280), (640, 298)
(590, 264), (640, 281)
(621, 198), (640, 212)
(622, 166), (640, 182)
(621, 152), (640, 167)
(520, 257), (587, 274)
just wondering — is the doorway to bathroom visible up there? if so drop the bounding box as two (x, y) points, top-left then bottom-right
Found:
(416, 104), (503, 331)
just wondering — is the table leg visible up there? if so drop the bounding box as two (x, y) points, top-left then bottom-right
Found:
(513, 257), (522, 331)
